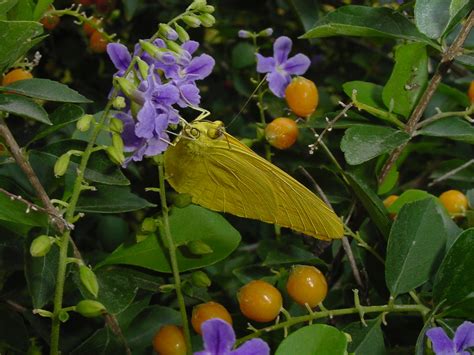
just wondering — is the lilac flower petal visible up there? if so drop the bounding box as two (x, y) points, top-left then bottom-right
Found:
(107, 43), (131, 72)
(282, 53), (310, 75)
(267, 70), (290, 98)
(136, 101), (156, 138)
(182, 40), (199, 55)
(256, 54), (275, 73)
(273, 36), (292, 65)
(115, 112), (141, 150)
(179, 83), (201, 107)
(151, 83), (180, 105)
(454, 321), (474, 352)
(201, 319), (235, 354)
(144, 135), (169, 156)
(153, 38), (166, 48)
(186, 54), (215, 79)
(427, 328), (455, 354)
(231, 339), (270, 355)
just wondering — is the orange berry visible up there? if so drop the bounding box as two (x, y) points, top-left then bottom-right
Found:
(83, 18), (101, 37)
(468, 80), (474, 103)
(40, 11), (60, 31)
(152, 325), (187, 355)
(238, 280), (282, 322)
(439, 190), (468, 216)
(89, 31), (108, 53)
(286, 265), (328, 308)
(191, 301), (232, 335)
(383, 195), (399, 209)
(264, 117), (299, 150)
(285, 76), (319, 118)
(2, 69), (33, 86)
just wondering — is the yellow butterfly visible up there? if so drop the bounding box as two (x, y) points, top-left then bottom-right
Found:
(164, 120), (343, 241)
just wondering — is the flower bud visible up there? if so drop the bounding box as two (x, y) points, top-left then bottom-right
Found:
(110, 117), (124, 133)
(33, 309), (53, 318)
(112, 133), (124, 152)
(174, 23), (190, 42)
(191, 271), (211, 288)
(141, 217), (157, 233)
(165, 40), (183, 55)
(75, 300), (106, 318)
(258, 28), (273, 37)
(198, 13), (215, 27)
(79, 265), (99, 298)
(30, 235), (53, 257)
(58, 309), (69, 323)
(136, 57), (149, 80)
(187, 240), (213, 255)
(112, 96), (126, 110)
(159, 23), (178, 40)
(106, 146), (125, 165)
(159, 284), (176, 293)
(238, 30), (252, 39)
(188, 0), (206, 10)
(115, 77), (138, 100)
(182, 15), (201, 28)
(54, 153), (70, 177)
(76, 114), (93, 132)
(202, 5), (215, 13)
(171, 192), (192, 208)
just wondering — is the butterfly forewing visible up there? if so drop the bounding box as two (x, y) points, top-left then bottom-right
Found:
(164, 121), (343, 240)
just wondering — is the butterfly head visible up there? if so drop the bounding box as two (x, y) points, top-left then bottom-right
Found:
(184, 120), (225, 142)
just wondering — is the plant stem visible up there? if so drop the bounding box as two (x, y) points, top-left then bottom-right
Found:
(235, 302), (429, 345)
(157, 163), (192, 354)
(415, 104), (474, 129)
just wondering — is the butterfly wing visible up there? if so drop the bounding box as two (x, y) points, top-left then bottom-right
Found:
(164, 123), (343, 240)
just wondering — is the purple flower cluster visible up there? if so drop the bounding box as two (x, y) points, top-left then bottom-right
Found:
(427, 321), (474, 355)
(106, 38), (215, 165)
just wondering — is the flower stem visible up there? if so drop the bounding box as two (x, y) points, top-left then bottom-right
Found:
(235, 302), (430, 346)
(157, 162), (192, 354)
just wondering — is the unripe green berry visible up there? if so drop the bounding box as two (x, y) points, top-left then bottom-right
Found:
(75, 300), (106, 318)
(30, 235), (53, 257)
(191, 271), (211, 288)
(76, 114), (93, 132)
(187, 240), (213, 255)
(54, 153), (70, 177)
(79, 265), (99, 298)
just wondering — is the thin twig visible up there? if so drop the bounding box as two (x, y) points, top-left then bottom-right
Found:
(415, 105), (474, 130)
(379, 10), (474, 183)
(104, 314), (132, 355)
(428, 159), (474, 187)
(298, 166), (365, 291)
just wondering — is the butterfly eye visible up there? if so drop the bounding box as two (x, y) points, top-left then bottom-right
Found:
(207, 121), (224, 139)
(189, 127), (201, 138)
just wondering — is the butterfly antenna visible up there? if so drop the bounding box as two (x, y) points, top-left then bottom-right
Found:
(227, 75), (267, 129)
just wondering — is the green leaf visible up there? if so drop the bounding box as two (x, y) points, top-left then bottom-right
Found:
(425, 83), (470, 116)
(6, 0), (34, 20)
(385, 198), (447, 296)
(0, 79), (91, 103)
(0, 93), (50, 124)
(28, 104), (85, 145)
(71, 327), (123, 355)
(76, 185), (154, 213)
(122, 0), (143, 20)
(433, 228), (474, 311)
(0, 191), (48, 227)
(341, 125), (410, 165)
(231, 42), (256, 69)
(289, 0), (319, 32)
(346, 172), (391, 238)
(0, 20), (43, 73)
(301, 5), (434, 46)
(124, 306), (180, 351)
(419, 118), (474, 144)
(342, 81), (403, 127)
(0, 0), (18, 19)
(343, 317), (386, 355)
(382, 43), (428, 119)
(415, 0), (453, 39)
(99, 205), (241, 273)
(32, 0), (53, 20)
(37, 140), (130, 186)
(377, 165), (398, 195)
(25, 242), (59, 309)
(386, 189), (433, 215)
(275, 324), (347, 355)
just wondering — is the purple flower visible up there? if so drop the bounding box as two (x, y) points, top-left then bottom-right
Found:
(194, 319), (269, 355)
(256, 36), (310, 97)
(238, 30), (252, 38)
(115, 111), (170, 165)
(107, 43), (132, 77)
(426, 321), (474, 355)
